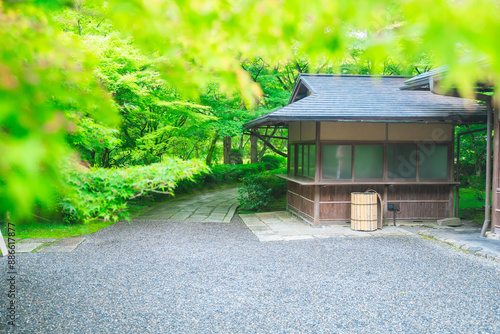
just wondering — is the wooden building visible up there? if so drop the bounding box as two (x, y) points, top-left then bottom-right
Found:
(398, 68), (499, 235)
(244, 74), (488, 226)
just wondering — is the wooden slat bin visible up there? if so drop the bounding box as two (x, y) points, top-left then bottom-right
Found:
(351, 192), (377, 231)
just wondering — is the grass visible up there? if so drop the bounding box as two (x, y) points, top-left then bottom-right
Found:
(0, 220), (115, 240)
(458, 187), (487, 222)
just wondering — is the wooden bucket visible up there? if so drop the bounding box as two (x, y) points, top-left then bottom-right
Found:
(351, 192), (378, 231)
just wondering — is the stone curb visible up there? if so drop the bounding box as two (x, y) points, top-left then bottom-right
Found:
(418, 231), (500, 263)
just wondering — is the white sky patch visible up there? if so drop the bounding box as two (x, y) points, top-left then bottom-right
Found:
(348, 30), (367, 39)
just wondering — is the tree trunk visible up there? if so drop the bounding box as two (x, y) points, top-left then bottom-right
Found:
(466, 125), (482, 177)
(250, 134), (258, 163)
(205, 133), (219, 165)
(223, 136), (232, 164)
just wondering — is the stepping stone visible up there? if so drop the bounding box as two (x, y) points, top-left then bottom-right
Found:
(18, 238), (57, 243)
(15, 243), (43, 253)
(249, 226), (271, 231)
(257, 235), (284, 242)
(282, 235), (314, 241)
(37, 245), (78, 253)
(276, 230), (301, 237)
(437, 217), (462, 227)
(52, 237), (85, 247)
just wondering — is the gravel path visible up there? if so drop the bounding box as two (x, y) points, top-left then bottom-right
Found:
(1, 215), (500, 333)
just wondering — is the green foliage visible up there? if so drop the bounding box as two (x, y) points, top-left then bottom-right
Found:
(0, 3), (118, 222)
(455, 124), (489, 189)
(458, 188), (486, 222)
(175, 163), (270, 194)
(238, 168), (287, 211)
(60, 158), (208, 223)
(261, 155), (287, 170)
(3, 0), (500, 223)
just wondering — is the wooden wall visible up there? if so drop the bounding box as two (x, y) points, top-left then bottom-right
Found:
(287, 182), (453, 225)
(386, 185), (452, 220)
(319, 185), (384, 223)
(287, 181), (315, 221)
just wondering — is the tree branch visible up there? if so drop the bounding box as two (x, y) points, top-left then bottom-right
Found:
(250, 129), (286, 157)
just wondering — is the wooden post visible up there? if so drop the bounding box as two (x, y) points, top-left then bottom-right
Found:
(456, 131), (460, 217)
(492, 101), (500, 233)
(449, 126), (455, 217)
(314, 122), (321, 226)
(481, 99), (493, 237)
(250, 133), (258, 163)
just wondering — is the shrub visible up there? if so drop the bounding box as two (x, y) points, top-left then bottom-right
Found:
(60, 158), (208, 223)
(175, 162), (270, 194)
(261, 155), (286, 170)
(238, 167), (287, 211)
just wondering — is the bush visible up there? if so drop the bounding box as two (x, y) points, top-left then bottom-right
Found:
(60, 158), (208, 223)
(175, 162), (271, 194)
(261, 155), (286, 170)
(238, 167), (287, 211)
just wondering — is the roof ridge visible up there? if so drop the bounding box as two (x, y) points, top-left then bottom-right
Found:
(299, 73), (411, 78)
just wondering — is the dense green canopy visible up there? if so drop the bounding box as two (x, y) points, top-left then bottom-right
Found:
(1, 0), (498, 221)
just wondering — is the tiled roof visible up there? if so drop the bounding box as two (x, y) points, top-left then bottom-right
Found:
(244, 74), (487, 129)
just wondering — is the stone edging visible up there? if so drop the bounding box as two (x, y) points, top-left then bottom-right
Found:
(418, 231), (500, 263)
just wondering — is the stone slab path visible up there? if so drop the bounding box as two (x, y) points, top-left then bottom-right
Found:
(239, 211), (413, 242)
(2, 237), (85, 254)
(135, 187), (239, 223)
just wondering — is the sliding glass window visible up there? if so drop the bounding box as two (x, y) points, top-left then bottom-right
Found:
(354, 145), (383, 179)
(288, 145), (295, 176)
(308, 145), (316, 178)
(419, 145), (448, 179)
(322, 145), (352, 179)
(387, 145), (417, 179)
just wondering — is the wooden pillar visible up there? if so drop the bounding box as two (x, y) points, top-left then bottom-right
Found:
(481, 99), (493, 237)
(383, 186), (388, 225)
(250, 133), (258, 163)
(313, 122), (321, 226)
(492, 102), (500, 233)
(449, 126), (456, 217)
(455, 130), (460, 217)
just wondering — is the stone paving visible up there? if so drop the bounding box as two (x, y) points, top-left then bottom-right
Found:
(239, 211), (413, 242)
(417, 226), (500, 262)
(135, 187), (239, 223)
(2, 237), (85, 254)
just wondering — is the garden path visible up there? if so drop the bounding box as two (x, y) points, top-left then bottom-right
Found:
(134, 187), (239, 223)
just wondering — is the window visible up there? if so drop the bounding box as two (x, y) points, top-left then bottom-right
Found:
(354, 145), (383, 179)
(419, 145), (448, 179)
(289, 145), (295, 176)
(304, 145), (309, 177)
(309, 145), (316, 178)
(387, 145), (417, 179)
(322, 145), (352, 179)
(297, 145), (303, 175)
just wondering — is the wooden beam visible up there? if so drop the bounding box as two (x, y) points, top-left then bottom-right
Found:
(249, 130), (287, 157)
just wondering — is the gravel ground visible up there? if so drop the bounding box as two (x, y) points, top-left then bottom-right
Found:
(1, 216), (500, 334)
